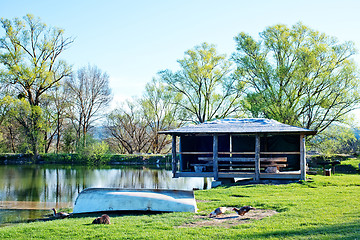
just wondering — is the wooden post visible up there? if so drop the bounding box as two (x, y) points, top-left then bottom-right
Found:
(229, 134), (232, 158)
(213, 134), (219, 180)
(172, 135), (177, 178)
(300, 134), (306, 180)
(179, 136), (183, 172)
(254, 134), (260, 182)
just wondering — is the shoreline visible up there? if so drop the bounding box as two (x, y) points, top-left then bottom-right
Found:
(0, 153), (171, 166)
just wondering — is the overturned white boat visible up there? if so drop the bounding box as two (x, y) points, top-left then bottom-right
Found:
(73, 188), (197, 214)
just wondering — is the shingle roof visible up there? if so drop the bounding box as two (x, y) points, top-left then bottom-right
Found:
(160, 118), (316, 135)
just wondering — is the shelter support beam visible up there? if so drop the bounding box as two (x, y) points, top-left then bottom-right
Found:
(213, 134), (219, 180)
(254, 134), (260, 181)
(172, 135), (177, 178)
(300, 134), (306, 180)
(179, 137), (183, 172)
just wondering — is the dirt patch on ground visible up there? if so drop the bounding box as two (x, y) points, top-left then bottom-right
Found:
(179, 209), (278, 228)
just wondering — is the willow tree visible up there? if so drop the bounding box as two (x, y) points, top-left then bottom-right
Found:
(0, 14), (73, 155)
(233, 23), (360, 133)
(159, 42), (244, 123)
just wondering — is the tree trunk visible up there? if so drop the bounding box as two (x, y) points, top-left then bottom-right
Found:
(8, 126), (16, 153)
(56, 111), (61, 153)
(29, 108), (41, 157)
(44, 131), (48, 153)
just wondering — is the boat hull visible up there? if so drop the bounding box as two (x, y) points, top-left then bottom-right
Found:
(73, 188), (197, 213)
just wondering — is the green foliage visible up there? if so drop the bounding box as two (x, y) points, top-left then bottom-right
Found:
(0, 175), (359, 239)
(86, 141), (110, 165)
(62, 126), (77, 153)
(159, 42), (244, 123)
(0, 153), (171, 165)
(3, 98), (45, 154)
(0, 96), (13, 124)
(140, 78), (181, 153)
(0, 15), (73, 107)
(75, 138), (110, 165)
(340, 157), (360, 170)
(38, 153), (75, 164)
(233, 22), (360, 133)
(0, 14), (73, 155)
(0, 153), (33, 164)
(308, 125), (357, 156)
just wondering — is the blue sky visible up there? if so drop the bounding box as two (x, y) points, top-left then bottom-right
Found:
(1, 0), (360, 108)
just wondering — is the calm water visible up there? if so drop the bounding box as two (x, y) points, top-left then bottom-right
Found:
(0, 164), (212, 226)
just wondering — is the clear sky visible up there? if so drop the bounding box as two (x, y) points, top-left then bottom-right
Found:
(1, 0), (360, 109)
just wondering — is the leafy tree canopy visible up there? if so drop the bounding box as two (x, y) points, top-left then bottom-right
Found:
(159, 42), (245, 123)
(233, 22), (360, 133)
(309, 125), (357, 156)
(0, 14), (73, 155)
(0, 14), (73, 106)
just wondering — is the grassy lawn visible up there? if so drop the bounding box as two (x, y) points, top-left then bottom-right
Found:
(0, 174), (359, 239)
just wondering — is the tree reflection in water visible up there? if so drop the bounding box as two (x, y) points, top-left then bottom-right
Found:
(0, 164), (212, 225)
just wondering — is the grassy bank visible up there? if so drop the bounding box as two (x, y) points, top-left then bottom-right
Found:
(0, 174), (359, 239)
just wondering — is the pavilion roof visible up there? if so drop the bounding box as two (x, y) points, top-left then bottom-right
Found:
(160, 118), (316, 135)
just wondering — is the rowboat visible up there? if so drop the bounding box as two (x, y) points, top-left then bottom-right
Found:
(73, 188), (197, 214)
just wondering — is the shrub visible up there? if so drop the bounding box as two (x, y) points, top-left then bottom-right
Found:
(78, 141), (110, 165)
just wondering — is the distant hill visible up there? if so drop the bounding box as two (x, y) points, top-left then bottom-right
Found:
(89, 125), (108, 141)
(353, 128), (360, 139)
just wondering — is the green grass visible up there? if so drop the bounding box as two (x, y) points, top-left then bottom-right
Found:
(1, 174), (359, 239)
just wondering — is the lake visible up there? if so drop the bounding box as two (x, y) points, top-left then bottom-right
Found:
(0, 164), (212, 226)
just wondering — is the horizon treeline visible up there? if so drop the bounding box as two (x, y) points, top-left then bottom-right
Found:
(1, 15), (360, 156)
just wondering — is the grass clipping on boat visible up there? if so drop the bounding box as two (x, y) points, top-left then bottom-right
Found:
(179, 208), (278, 228)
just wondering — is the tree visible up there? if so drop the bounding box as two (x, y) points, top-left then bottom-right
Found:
(6, 98), (42, 153)
(66, 65), (112, 148)
(0, 120), (22, 153)
(233, 22), (360, 133)
(0, 96), (12, 125)
(41, 94), (58, 153)
(107, 100), (150, 154)
(308, 125), (357, 156)
(140, 78), (182, 153)
(0, 14), (73, 155)
(159, 42), (244, 123)
(41, 85), (71, 153)
(50, 85), (72, 153)
(107, 79), (182, 154)
(0, 97), (22, 153)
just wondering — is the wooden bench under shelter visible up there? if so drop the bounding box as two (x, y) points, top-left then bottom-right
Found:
(192, 156), (287, 173)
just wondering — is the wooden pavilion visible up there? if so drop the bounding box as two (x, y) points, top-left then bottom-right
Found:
(160, 118), (316, 182)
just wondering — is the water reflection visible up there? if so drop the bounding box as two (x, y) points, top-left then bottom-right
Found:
(0, 164), (212, 225)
